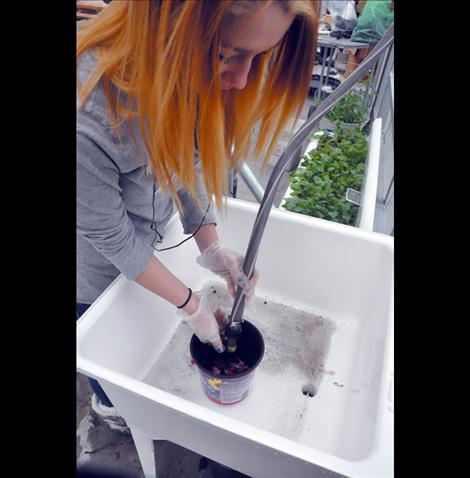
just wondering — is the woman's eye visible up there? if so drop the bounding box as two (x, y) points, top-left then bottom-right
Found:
(219, 52), (241, 65)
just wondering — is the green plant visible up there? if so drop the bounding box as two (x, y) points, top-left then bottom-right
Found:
(326, 90), (368, 125)
(284, 126), (368, 226)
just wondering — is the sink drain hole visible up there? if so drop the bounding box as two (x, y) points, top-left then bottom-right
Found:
(302, 384), (317, 397)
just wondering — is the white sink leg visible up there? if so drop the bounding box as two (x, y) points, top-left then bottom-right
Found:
(129, 424), (158, 478)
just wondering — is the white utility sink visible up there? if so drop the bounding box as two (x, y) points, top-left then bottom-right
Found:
(77, 197), (394, 478)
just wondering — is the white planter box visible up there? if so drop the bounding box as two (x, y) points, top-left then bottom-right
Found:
(280, 119), (383, 233)
(77, 198), (394, 478)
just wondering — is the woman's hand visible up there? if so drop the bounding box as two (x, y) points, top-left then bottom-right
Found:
(177, 293), (229, 352)
(196, 240), (259, 299)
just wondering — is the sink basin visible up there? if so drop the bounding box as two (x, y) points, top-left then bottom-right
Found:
(77, 197), (394, 478)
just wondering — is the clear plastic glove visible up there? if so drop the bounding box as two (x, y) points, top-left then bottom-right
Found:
(196, 240), (259, 299)
(177, 293), (229, 353)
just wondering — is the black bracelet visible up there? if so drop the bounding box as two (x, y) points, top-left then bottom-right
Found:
(177, 287), (192, 309)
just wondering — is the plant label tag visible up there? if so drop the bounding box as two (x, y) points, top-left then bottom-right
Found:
(346, 188), (361, 205)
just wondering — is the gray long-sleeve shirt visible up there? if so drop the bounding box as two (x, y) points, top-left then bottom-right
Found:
(77, 50), (217, 304)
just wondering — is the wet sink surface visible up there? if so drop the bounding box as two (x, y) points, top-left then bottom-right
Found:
(144, 281), (337, 445)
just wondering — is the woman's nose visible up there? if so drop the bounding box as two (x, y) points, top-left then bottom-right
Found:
(222, 58), (253, 90)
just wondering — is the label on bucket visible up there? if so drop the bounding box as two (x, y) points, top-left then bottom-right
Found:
(200, 371), (255, 405)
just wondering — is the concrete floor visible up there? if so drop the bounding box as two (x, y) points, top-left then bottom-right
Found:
(77, 373), (215, 478)
(76, 93), (319, 478)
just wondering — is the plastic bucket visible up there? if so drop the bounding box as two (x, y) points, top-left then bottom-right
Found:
(190, 320), (264, 405)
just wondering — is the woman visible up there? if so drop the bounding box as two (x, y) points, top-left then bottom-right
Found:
(77, 0), (319, 432)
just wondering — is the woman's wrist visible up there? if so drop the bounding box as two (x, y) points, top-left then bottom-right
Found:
(135, 256), (200, 315)
(182, 291), (199, 315)
(194, 223), (219, 253)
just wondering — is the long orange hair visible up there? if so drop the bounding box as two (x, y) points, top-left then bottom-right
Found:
(77, 0), (320, 210)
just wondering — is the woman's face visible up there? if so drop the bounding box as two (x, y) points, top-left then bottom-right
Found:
(218, 4), (295, 90)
